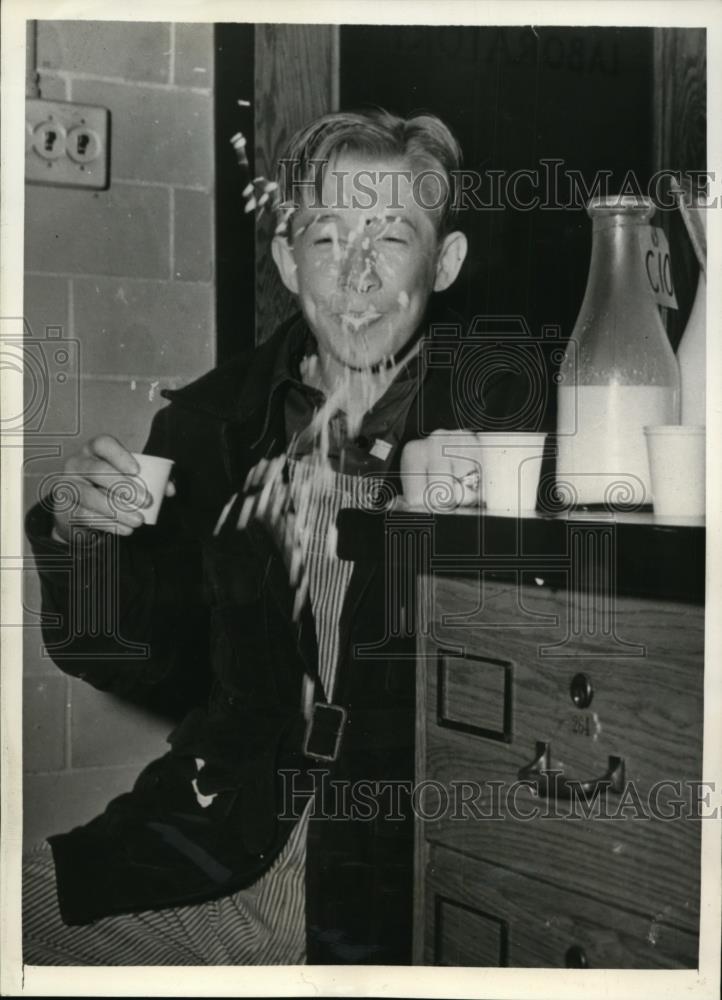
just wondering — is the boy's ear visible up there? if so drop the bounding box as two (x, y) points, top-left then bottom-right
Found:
(272, 235), (299, 295)
(433, 231), (468, 292)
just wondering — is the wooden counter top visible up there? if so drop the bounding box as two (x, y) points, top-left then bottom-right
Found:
(336, 506), (705, 604)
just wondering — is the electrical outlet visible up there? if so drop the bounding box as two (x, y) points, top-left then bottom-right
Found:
(25, 99), (110, 189)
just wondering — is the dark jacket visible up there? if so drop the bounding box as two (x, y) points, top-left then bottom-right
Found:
(26, 310), (529, 963)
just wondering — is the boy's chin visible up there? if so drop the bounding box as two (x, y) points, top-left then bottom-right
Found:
(334, 350), (387, 372)
(333, 342), (412, 372)
(314, 314), (419, 371)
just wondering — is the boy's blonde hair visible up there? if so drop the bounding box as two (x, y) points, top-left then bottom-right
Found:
(276, 108), (462, 236)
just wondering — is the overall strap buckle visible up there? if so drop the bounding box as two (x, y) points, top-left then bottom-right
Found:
(303, 702), (347, 762)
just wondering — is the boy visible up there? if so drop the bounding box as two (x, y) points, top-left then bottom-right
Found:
(24, 108), (522, 964)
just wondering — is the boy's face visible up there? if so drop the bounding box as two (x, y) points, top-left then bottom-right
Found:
(273, 154), (466, 371)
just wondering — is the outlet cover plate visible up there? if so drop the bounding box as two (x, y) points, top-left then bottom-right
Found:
(26, 98), (110, 190)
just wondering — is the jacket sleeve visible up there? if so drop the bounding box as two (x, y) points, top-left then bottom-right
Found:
(25, 405), (212, 719)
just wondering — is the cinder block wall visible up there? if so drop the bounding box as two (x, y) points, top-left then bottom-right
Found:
(23, 21), (216, 849)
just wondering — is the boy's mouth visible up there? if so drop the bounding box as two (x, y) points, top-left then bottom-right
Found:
(337, 310), (383, 332)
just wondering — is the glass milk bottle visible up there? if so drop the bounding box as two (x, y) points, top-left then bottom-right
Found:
(556, 195), (680, 507)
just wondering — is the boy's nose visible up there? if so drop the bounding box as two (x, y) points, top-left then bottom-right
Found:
(339, 245), (381, 293)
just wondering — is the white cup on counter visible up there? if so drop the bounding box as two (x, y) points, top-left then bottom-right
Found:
(643, 425), (705, 518)
(475, 432), (547, 514)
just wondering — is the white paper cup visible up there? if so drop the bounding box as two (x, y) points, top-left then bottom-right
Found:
(643, 426), (705, 518)
(131, 453), (174, 525)
(475, 433), (547, 513)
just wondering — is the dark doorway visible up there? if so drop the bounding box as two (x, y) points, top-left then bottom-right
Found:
(214, 25), (704, 381)
(214, 23), (256, 363)
(340, 25), (655, 350)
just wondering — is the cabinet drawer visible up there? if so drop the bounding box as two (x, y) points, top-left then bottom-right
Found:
(423, 844), (699, 968)
(423, 575), (704, 768)
(418, 573), (703, 931)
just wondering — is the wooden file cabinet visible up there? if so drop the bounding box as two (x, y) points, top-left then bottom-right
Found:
(413, 519), (704, 969)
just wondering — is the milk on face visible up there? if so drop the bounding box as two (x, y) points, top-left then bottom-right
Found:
(556, 385), (676, 505)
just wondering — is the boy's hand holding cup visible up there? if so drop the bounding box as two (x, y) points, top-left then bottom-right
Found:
(52, 434), (175, 541)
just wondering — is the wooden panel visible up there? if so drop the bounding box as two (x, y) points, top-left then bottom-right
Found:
(653, 29), (706, 187)
(652, 28), (707, 349)
(425, 844), (699, 968)
(418, 574), (704, 932)
(253, 24), (339, 344)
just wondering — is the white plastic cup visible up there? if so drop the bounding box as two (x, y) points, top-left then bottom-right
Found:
(475, 433), (547, 514)
(643, 425), (705, 518)
(131, 453), (174, 525)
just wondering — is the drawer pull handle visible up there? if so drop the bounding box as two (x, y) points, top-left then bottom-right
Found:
(517, 741), (625, 799)
(565, 945), (589, 968)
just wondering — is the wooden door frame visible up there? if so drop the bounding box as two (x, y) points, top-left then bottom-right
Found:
(214, 22), (339, 361)
(254, 24), (340, 344)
